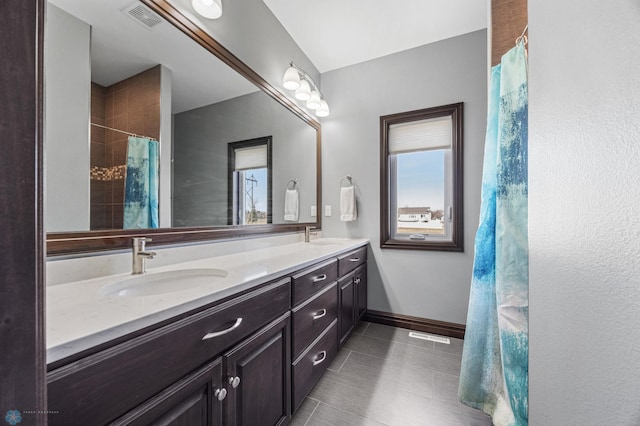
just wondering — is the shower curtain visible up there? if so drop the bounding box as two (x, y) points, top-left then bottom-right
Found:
(124, 136), (159, 229)
(458, 41), (528, 426)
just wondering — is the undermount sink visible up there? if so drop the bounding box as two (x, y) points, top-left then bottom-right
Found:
(100, 268), (229, 297)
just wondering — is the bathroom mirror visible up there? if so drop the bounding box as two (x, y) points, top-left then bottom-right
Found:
(45, 0), (320, 255)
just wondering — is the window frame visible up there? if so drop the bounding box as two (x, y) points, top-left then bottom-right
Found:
(227, 136), (273, 226)
(380, 103), (464, 252)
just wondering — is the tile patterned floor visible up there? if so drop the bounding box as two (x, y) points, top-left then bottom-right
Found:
(290, 322), (493, 426)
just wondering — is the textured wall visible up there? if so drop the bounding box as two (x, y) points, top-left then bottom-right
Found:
(529, 1), (640, 423)
(320, 30), (487, 324)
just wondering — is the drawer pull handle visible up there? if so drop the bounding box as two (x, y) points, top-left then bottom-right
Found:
(313, 274), (327, 283)
(228, 376), (241, 388)
(313, 351), (327, 366)
(349, 257), (360, 262)
(202, 318), (243, 340)
(214, 388), (227, 401)
(313, 309), (327, 320)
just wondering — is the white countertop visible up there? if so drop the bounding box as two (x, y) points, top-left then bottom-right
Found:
(46, 238), (369, 364)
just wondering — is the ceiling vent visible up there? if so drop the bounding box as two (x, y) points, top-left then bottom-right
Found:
(122, 2), (164, 30)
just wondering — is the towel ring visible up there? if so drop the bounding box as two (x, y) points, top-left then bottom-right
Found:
(287, 179), (298, 190)
(340, 175), (354, 188)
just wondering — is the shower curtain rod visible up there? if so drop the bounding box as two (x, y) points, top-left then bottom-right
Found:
(91, 123), (157, 141)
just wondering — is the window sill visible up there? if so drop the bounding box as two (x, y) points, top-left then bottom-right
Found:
(380, 239), (463, 252)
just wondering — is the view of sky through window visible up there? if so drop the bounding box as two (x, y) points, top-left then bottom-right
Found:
(396, 150), (445, 210)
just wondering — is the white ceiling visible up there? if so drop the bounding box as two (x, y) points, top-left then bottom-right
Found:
(262, 0), (488, 73)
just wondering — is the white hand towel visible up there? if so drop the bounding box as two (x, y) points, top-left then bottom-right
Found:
(340, 186), (357, 221)
(284, 189), (299, 221)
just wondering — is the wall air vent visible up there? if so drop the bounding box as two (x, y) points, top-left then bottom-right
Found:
(122, 2), (163, 30)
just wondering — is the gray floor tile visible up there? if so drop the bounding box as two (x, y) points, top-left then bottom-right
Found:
(432, 336), (465, 356)
(342, 333), (395, 359)
(327, 349), (352, 372)
(362, 323), (435, 350)
(391, 341), (463, 375)
(353, 321), (370, 335)
(339, 350), (435, 399)
(306, 402), (387, 426)
(295, 325), (494, 426)
(433, 371), (461, 402)
(309, 369), (464, 426)
(289, 397), (320, 426)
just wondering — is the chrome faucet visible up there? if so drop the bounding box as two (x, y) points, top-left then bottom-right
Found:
(304, 226), (317, 243)
(132, 237), (156, 275)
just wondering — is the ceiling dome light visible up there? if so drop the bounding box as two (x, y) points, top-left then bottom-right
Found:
(294, 80), (311, 101)
(282, 66), (300, 90)
(306, 91), (321, 110)
(192, 0), (222, 19)
(315, 100), (330, 117)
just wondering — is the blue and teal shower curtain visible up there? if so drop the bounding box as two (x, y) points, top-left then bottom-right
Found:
(458, 42), (528, 425)
(124, 136), (159, 229)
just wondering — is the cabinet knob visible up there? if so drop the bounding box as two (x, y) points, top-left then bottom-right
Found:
(228, 376), (241, 388)
(214, 388), (227, 401)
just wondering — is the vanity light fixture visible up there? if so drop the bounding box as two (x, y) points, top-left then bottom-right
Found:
(282, 62), (330, 117)
(191, 0), (222, 19)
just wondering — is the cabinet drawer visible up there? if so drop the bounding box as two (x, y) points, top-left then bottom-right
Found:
(292, 320), (338, 412)
(337, 246), (367, 276)
(48, 278), (290, 426)
(291, 258), (338, 306)
(291, 282), (338, 358)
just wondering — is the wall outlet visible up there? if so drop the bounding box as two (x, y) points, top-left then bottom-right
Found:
(310, 205), (317, 217)
(324, 205), (332, 217)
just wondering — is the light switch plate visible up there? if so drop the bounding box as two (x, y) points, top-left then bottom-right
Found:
(324, 205), (332, 216)
(310, 206), (317, 217)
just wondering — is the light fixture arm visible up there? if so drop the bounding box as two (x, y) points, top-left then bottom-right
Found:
(288, 62), (323, 99)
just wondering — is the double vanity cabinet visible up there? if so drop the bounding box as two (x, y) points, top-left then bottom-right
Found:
(47, 244), (367, 425)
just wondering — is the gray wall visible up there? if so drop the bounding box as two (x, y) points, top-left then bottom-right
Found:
(173, 91), (317, 227)
(44, 4), (90, 232)
(320, 30), (487, 324)
(529, 1), (640, 423)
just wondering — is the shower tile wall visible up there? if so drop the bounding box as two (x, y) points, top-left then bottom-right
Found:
(90, 65), (161, 229)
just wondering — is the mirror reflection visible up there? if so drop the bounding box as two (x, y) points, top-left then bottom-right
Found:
(45, 0), (317, 233)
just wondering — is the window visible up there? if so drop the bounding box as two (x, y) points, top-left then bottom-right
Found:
(228, 137), (272, 225)
(380, 103), (463, 251)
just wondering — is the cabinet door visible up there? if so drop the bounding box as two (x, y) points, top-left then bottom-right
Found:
(338, 273), (355, 348)
(224, 313), (290, 426)
(111, 358), (224, 426)
(355, 265), (367, 321)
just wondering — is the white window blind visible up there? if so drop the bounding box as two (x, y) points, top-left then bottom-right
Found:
(234, 145), (267, 171)
(389, 115), (452, 154)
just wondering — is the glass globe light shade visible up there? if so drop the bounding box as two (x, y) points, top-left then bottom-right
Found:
(282, 66), (301, 90)
(294, 80), (311, 101)
(192, 0), (222, 19)
(315, 100), (330, 117)
(306, 91), (321, 109)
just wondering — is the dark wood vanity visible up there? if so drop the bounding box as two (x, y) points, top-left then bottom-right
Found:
(47, 246), (367, 425)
